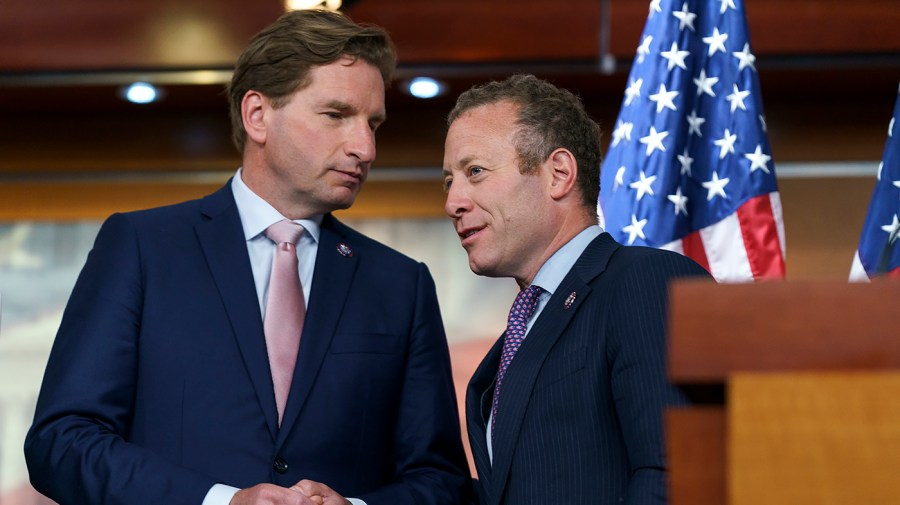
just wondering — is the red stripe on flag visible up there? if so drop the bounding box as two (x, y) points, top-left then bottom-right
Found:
(682, 231), (711, 274)
(735, 194), (786, 279)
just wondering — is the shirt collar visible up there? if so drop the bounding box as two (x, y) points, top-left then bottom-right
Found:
(532, 225), (603, 296)
(231, 168), (323, 243)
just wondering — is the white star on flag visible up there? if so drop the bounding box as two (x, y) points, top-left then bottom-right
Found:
(668, 187), (689, 216)
(720, 0), (736, 13)
(614, 166), (626, 190)
(649, 83), (679, 113)
(744, 145), (772, 173)
(726, 84), (751, 113)
(622, 215), (648, 245)
(703, 27), (728, 56)
(649, 0), (662, 17)
(637, 36), (653, 64)
(882, 214), (900, 244)
(612, 121), (634, 147)
(629, 170), (657, 201)
(639, 126), (669, 156)
(733, 43), (757, 71)
(713, 128), (738, 159)
(677, 148), (694, 175)
(694, 69), (719, 97)
(672, 3), (697, 31)
(625, 78), (643, 106)
(660, 42), (690, 71)
(686, 110), (705, 136)
(702, 172), (730, 200)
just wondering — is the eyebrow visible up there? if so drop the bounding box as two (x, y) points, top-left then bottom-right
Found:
(325, 100), (386, 125)
(442, 155), (477, 180)
(453, 155), (476, 169)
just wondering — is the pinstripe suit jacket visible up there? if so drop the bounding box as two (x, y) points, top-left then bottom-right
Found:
(465, 232), (711, 505)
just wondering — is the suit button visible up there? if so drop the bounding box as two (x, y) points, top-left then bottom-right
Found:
(273, 458), (288, 474)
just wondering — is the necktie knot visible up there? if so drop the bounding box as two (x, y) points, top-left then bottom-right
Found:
(265, 219), (305, 247)
(507, 284), (543, 329)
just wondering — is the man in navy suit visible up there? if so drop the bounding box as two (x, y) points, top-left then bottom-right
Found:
(442, 74), (711, 505)
(25, 10), (468, 505)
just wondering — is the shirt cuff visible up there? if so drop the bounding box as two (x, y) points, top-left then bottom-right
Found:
(202, 484), (240, 505)
(347, 499), (368, 505)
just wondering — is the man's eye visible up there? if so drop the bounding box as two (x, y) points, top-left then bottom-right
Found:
(469, 166), (483, 176)
(325, 112), (342, 120)
(442, 178), (453, 191)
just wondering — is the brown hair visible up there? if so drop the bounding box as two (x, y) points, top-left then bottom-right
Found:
(228, 9), (396, 151)
(448, 74), (602, 211)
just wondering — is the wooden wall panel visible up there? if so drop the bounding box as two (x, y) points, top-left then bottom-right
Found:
(0, 0), (283, 71)
(350, 0), (601, 63)
(4, 0), (896, 72)
(778, 176), (876, 280)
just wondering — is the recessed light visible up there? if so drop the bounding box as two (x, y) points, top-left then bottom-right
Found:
(122, 82), (160, 104)
(407, 77), (444, 99)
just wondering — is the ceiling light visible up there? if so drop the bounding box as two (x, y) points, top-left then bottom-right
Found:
(122, 82), (160, 104)
(407, 77), (444, 99)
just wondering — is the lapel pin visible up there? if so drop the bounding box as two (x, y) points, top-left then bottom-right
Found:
(563, 291), (577, 310)
(336, 243), (353, 257)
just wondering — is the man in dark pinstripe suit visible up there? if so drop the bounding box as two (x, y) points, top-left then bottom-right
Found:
(442, 74), (712, 505)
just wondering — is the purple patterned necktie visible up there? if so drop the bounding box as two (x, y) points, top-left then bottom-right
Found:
(264, 219), (306, 426)
(491, 284), (543, 444)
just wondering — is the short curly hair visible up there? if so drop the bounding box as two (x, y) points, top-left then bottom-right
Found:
(228, 9), (396, 152)
(448, 74), (602, 212)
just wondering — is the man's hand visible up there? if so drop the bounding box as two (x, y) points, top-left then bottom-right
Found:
(291, 480), (351, 505)
(230, 483), (322, 505)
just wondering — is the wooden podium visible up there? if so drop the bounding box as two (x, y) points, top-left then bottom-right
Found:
(666, 280), (900, 505)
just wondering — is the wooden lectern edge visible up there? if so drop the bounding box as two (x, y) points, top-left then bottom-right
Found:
(666, 279), (900, 383)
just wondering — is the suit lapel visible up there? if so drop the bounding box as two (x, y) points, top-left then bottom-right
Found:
(466, 337), (504, 498)
(196, 184), (279, 441)
(487, 233), (621, 502)
(277, 215), (358, 444)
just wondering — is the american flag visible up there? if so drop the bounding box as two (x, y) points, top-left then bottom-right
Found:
(598, 0), (786, 282)
(849, 83), (900, 281)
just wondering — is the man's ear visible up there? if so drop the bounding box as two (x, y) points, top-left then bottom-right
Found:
(547, 148), (579, 200)
(241, 90), (268, 145)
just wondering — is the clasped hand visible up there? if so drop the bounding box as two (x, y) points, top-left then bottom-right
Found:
(231, 480), (350, 505)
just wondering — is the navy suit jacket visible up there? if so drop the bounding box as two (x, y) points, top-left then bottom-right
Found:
(25, 183), (469, 505)
(466, 233), (710, 505)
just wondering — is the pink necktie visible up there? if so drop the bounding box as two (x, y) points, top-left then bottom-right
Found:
(264, 219), (306, 426)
